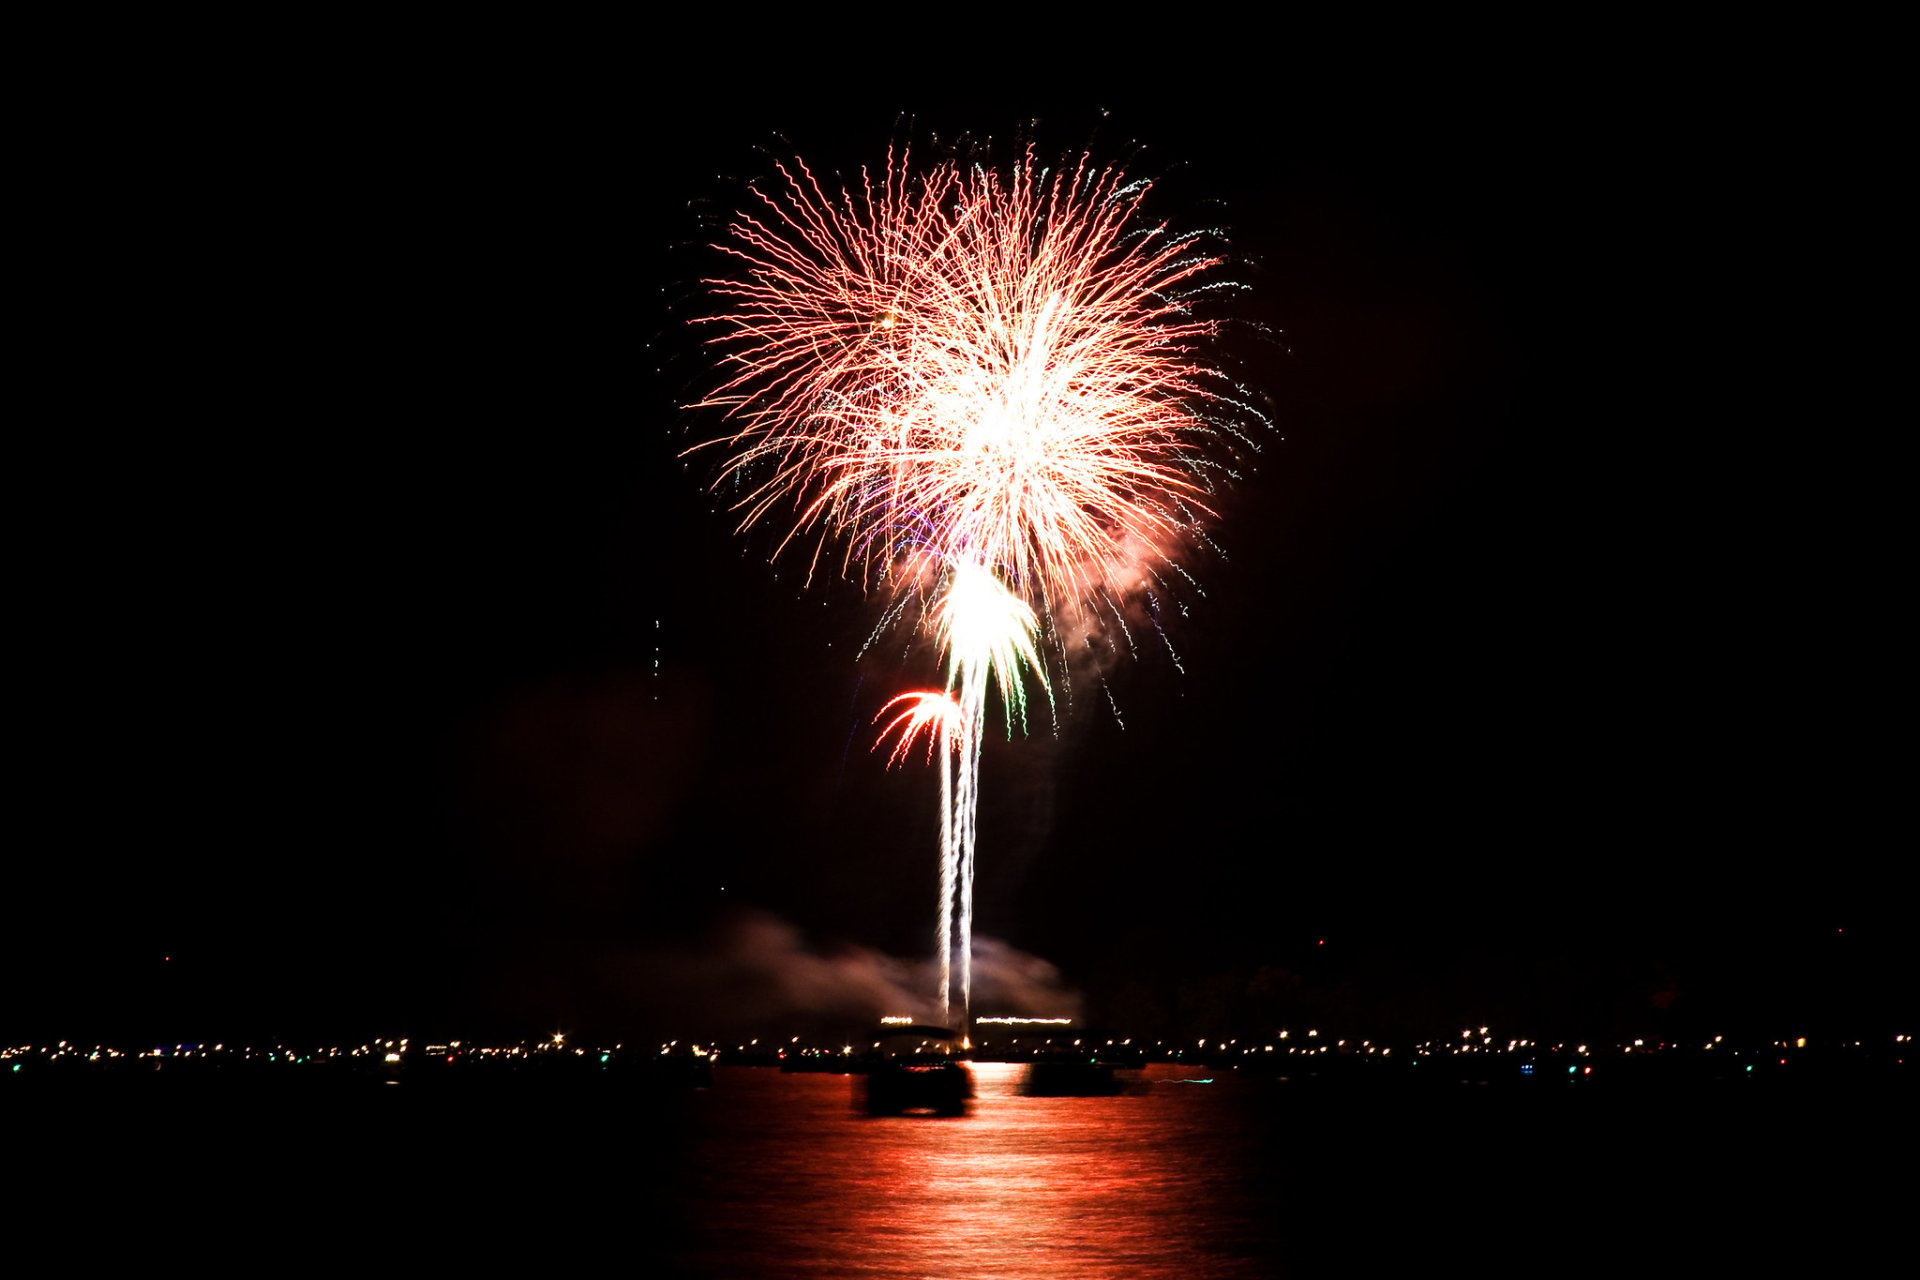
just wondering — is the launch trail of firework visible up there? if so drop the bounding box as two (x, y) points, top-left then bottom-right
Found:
(696, 139), (1261, 1028)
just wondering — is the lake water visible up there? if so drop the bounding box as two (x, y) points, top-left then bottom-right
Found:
(663, 1063), (1288, 1277)
(618, 1063), (1895, 1276)
(17, 1060), (1898, 1273)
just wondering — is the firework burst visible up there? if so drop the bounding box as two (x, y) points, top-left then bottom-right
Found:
(694, 137), (1259, 1025)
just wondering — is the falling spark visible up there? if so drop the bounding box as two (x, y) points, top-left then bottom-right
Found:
(873, 690), (968, 769)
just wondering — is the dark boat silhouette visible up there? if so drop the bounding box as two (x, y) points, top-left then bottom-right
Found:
(858, 1025), (973, 1116)
(1022, 1059), (1123, 1096)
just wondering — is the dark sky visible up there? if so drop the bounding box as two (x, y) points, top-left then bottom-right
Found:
(9, 48), (1905, 1046)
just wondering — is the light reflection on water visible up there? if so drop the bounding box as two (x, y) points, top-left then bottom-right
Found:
(31, 1051), (1861, 1270)
(666, 1063), (1283, 1279)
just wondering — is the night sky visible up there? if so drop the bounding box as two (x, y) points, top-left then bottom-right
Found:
(10, 50), (1904, 1048)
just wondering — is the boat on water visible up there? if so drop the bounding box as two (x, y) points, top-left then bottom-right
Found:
(858, 1025), (973, 1116)
(1022, 1059), (1123, 1096)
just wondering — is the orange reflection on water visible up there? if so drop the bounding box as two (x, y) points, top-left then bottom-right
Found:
(670, 1063), (1278, 1278)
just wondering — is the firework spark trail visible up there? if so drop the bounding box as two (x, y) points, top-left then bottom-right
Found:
(935, 561), (1046, 1022)
(874, 691), (966, 1010)
(875, 565), (1045, 1020)
(700, 141), (1257, 1028)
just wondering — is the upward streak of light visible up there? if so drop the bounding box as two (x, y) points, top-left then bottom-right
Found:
(696, 139), (1256, 1028)
(874, 690), (966, 1019)
(936, 557), (1046, 1024)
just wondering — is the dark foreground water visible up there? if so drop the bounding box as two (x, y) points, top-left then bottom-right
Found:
(13, 1062), (1904, 1274)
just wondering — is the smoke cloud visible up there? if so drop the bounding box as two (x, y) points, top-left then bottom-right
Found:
(614, 909), (1082, 1038)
